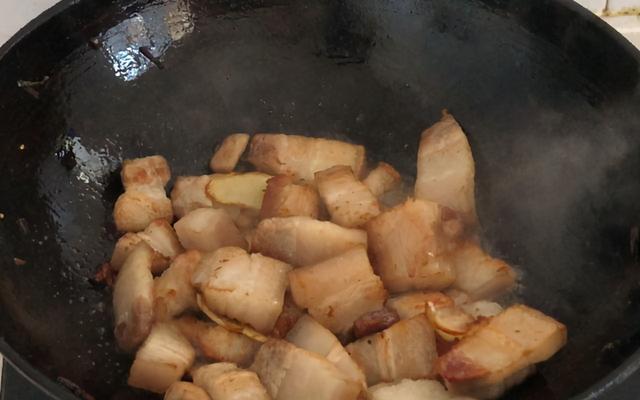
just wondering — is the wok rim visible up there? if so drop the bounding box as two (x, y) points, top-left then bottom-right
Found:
(0, 0), (639, 399)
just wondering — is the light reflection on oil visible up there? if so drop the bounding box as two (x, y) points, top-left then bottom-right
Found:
(101, 0), (194, 81)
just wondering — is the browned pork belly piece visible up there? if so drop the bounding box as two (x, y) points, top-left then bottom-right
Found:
(164, 382), (211, 400)
(260, 175), (320, 219)
(138, 219), (183, 257)
(170, 175), (214, 218)
(363, 162), (401, 197)
(436, 305), (567, 399)
(366, 198), (455, 293)
(192, 363), (271, 400)
(352, 309), (400, 339)
(451, 242), (516, 301)
(368, 379), (475, 400)
(346, 314), (438, 386)
(176, 316), (261, 367)
(114, 186), (173, 232)
(415, 112), (477, 224)
(315, 165), (380, 228)
(154, 250), (202, 321)
(138, 219), (183, 272)
(128, 323), (196, 394)
(110, 232), (145, 271)
(191, 247), (292, 334)
(286, 314), (366, 385)
(174, 208), (246, 252)
(251, 339), (363, 400)
(251, 216), (367, 266)
(209, 133), (250, 173)
(205, 172), (271, 210)
(487, 305), (567, 364)
(113, 243), (154, 352)
(121, 155), (171, 190)
(247, 134), (366, 183)
(289, 246), (387, 334)
(271, 292), (305, 338)
(110, 235), (170, 274)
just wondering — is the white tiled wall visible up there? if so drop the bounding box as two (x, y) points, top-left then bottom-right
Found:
(580, 0), (610, 13)
(0, 0), (59, 46)
(605, 15), (640, 48)
(0, 0), (639, 48)
(577, 0), (640, 48)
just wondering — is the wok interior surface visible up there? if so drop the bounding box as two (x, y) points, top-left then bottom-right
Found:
(1, 0), (640, 399)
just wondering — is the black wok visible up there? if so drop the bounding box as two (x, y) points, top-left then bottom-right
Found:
(1, 0), (640, 399)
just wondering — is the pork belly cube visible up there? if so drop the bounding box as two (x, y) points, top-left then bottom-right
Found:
(252, 216), (367, 266)
(366, 198), (455, 293)
(346, 314), (438, 386)
(139, 219), (183, 271)
(451, 242), (516, 301)
(315, 165), (380, 228)
(111, 233), (171, 274)
(436, 305), (566, 399)
(386, 291), (454, 319)
(251, 339), (363, 400)
(121, 155), (171, 190)
(174, 208), (246, 252)
(193, 363), (270, 400)
(209, 133), (250, 173)
(192, 247), (292, 333)
(415, 112), (477, 224)
(436, 327), (534, 399)
(247, 134), (366, 183)
(286, 314), (365, 385)
(289, 246), (387, 334)
(363, 162), (401, 197)
(353, 308), (400, 339)
(170, 175), (214, 218)
(368, 379), (474, 400)
(128, 323), (196, 394)
(176, 316), (261, 367)
(260, 175), (320, 219)
(114, 186), (173, 232)
(154, 250), (202, 321)
(487, 305), (567, 364)
(110, 232), (144, 271)
(164, 382), (211, 400)
(113, 243), (154, 352)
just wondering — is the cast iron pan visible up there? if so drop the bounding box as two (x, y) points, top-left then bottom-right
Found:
(1, 0), (640, 399)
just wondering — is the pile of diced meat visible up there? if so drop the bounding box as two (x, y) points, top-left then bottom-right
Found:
(106, 111), (567, 400)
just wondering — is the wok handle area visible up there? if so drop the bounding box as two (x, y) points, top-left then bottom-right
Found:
(577, 353), (640, 400)
(0, 358), (55, 400)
